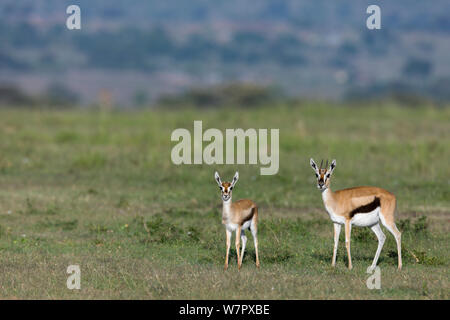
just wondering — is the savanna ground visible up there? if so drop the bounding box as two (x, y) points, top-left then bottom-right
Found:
(0, 102), (448, 299)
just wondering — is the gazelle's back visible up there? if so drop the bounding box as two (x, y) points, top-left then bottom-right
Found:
(334, 186), (394, 199)
(332, 186), (396, 220)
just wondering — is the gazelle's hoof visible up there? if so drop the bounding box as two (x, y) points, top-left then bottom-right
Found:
(348, 265), (353, 270)
(256, 263), (260, 268)
(224, 265), (228, 271)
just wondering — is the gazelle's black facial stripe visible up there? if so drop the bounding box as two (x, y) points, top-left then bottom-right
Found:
(219, 182), (233, 195)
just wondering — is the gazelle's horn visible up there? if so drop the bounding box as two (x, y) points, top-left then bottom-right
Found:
(320, 159), (323, 170)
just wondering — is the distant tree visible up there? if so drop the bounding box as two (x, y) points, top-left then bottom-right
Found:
(0, 86), (33, 106)
(0, 50), (28, 70)
(270, 33), (306, 66)
(133, 90), (149, 107)
(402, 57), (433, 78)
(338, 41), (359, 56)
(429, 77), (450, 101)
(158, 83), (282, 108)
(361, 29), (394, 56)
(175, 34), (218, 61)
(232, 32), (265, 45)
(45, 83), (79, 106)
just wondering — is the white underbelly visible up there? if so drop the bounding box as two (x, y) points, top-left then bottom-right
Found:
(351, 208), (380, 227)
(326, 207), (380, 227)
(225, 220), (252, 232)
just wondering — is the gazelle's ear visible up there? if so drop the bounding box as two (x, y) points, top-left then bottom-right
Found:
(231, 171), (239, 187)
(328, 159), (337, 174)
(214, 171), (222, 186)
(310, 158), (319, 173)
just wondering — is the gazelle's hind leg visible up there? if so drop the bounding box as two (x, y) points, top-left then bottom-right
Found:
(381, 218), (402, 270)
(250, 209), (260, 268)
(369, 223), (386, 271)
(380, 197), (402, 270)
(239, 231), (247, 266)
(235, 226), (242, 270)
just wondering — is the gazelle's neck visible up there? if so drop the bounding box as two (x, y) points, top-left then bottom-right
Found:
(222, 197), (232, 221)
(321, 187), (335, 203)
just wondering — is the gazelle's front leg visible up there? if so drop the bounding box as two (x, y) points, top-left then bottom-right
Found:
(344, 219), (352, 270)
(235, 226), (241, 270)
(332, 223), (341, 267)
(224, 229), (231, 271)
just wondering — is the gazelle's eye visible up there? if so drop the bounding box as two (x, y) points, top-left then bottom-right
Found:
(230, 187), (233, 191)
(326, 174), (330, 179)
(315, 173), (319, 178)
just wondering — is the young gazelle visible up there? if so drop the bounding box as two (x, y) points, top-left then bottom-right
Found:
(310, 159), (402, 271)
(214, 171), (260, 270)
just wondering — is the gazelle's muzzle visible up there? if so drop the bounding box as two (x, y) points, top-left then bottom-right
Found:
(317, 180), (325, 189)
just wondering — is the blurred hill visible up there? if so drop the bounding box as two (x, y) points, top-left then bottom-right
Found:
(0, 0), (449, 106)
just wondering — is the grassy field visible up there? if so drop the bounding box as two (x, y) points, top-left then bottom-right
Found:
(0, 102), (448, 299)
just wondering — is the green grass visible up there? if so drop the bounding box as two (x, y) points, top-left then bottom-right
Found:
(0, 102), (448, 299)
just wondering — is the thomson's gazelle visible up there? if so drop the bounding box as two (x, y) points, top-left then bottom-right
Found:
(215, 171), (260, 270)
(310, 159), (402, 271)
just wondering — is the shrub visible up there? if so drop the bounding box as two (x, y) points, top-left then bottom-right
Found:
(158, 83), (282, 108)
(413, 216), (429, 233)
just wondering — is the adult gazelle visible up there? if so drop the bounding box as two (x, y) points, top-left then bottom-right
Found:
(310, 159), (402, 271)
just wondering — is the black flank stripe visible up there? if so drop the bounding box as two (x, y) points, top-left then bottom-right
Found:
(350, 197), (380, 218)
